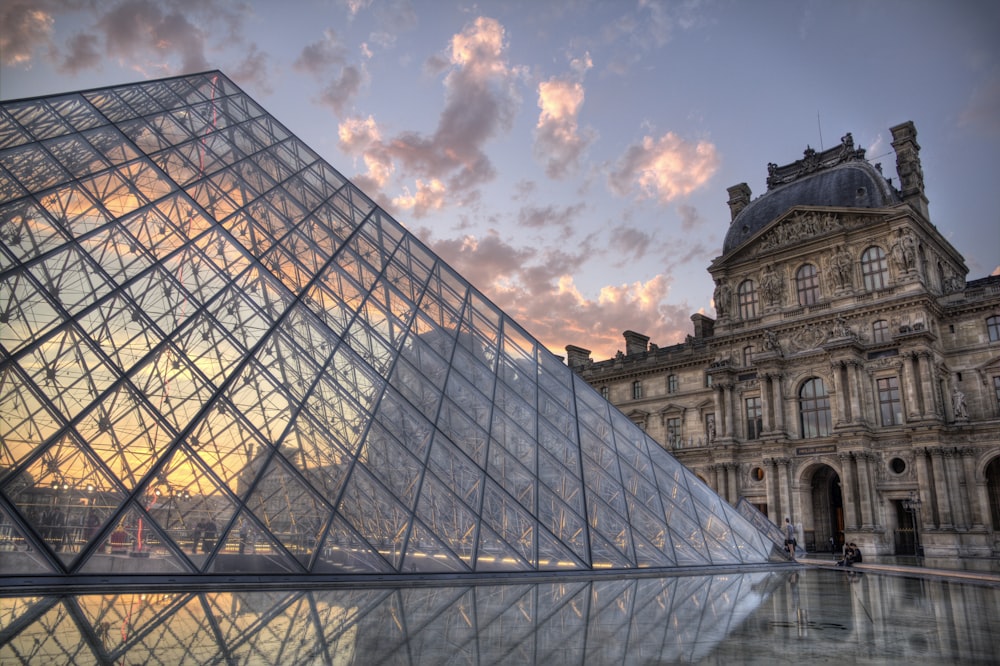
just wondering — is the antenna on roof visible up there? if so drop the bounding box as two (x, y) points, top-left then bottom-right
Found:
(817, 111), (824, 150)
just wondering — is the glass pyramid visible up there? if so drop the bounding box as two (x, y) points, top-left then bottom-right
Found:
(0, 71), (785, 579)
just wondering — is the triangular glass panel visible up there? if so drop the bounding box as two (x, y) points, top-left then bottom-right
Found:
(314, 513), (393, 574)
(4, 434), (125, 567)
(78, 503), (193, 574)
(0, 503), (58, 574)
(402, 519), (468, 574)
(207, 509), (302, 575)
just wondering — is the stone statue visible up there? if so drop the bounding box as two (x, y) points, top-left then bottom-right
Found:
(714, 281), (732, 317)
(952, 387), (968, 419)
(891, 229), (917, 273)
(831, 246), (853, 289)
(760, 265), (782, 306)
(763, 329), (782, 353)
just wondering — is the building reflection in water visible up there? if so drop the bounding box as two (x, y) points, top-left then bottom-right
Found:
(1, 569), (997, 664)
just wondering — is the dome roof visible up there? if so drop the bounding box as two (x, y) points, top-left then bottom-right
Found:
(722, 157), (900, 256)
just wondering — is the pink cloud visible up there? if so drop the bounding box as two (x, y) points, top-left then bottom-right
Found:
(426, 230), (692, 357)
(533, 76), (595, 179)
(608, 131), (719, 204)
(337, 16), (522, 216)
(0, 1), (55, 67)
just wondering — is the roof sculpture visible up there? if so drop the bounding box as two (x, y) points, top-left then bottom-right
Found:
(0, 71), (784, 580)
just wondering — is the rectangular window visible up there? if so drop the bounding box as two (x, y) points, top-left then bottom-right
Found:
(601, 386), (609, 400)
(745, 397), (762, 440)
(989, 316), (1000, 342)
(994, 376), (1000, 414)
(666, 417), (681, 447)
(743, 345), (754, 367)
(877, 376), (902, 426)
(632, 380), (642, 400)
(667, 374), (678, 393)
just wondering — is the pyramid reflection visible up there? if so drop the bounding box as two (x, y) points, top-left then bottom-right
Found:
(0, 71), (786, 580)
(0, 573), (779, 663)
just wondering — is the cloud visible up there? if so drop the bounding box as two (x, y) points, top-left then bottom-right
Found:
(959, 71), (1000, 137)
(677, 203), (704, 231)
(425, 229), (691, 357)
(533, 75), (596, 179)
(294, 29), (349, 75)
(0, 1), (55, 67)
(517, 202), (585, 235)
(392, 178), (446, 216)
(294, 29), (367, 115)
(228, 43), (273, 96)
(338, 16), (523, 215)
(338, 115), (394, 189)
(97, 0), (211, 74)
(608, 131), (719, 204)
(3, 0), (261, 83)
(56, 32), (101, 75)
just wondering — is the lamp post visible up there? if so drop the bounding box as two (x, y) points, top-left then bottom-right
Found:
(902, 490), (923, 557)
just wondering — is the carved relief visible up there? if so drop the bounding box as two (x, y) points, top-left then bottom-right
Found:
(790, 323), (828, 352)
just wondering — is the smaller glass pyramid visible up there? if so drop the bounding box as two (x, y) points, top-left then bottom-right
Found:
(0, 71), (786, 579)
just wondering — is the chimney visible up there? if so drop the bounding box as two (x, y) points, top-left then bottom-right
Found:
(622, 330), (650, 356)
(690, 313), (715, 339)
(726, 183), (752, 222)
(890, 121), (929, 219)
(565, 345), (592, 369)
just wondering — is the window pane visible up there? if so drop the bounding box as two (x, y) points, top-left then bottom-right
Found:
(862, 246), (888, 291)
(877, 376), (901, 426)
(799, 378), (831, 438)
(796, 264), (819, 306)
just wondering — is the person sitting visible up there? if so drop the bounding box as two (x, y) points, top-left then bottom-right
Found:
(837, 545), (855, 567)
(849, 543), (862, 565)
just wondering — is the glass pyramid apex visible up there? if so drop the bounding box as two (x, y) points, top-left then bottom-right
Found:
(0, 71), (786, 579)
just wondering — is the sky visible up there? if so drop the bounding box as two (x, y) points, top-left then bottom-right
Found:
(2, 0), (998, 360)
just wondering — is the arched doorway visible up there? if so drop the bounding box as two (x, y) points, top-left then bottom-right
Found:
(809, 465), (843, 554)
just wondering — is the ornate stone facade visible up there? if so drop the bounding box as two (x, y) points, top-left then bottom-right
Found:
(569, 122), (1000, 560)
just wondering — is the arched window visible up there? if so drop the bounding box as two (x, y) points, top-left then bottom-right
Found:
(738, 279), (759, 319)
(872, 319), (890, 343)
(861, 246), (889, 291)
(667, 374), (678, 393)
(743, 345), (754, 366)
(632, 380), (642, 400)
(796, 264), (820, 306)
(799, 377), (831, 438)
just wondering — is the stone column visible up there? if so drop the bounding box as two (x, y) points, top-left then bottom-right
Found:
(723, 384), (735, 438)
(960, 448), (983, 529)
(914, 448), (934, 529)
(765, 458), (780, 523)
(943, 448), (966, 529)
(713, 386), (724, 440)
(777, 458), (792, 523)
(727, 463), (739, 504)
(830, 361), (849, 425)
(916, 352), (937, 418)
(848, 361), (864, 424)
(772, 375), (785, 432)
(839, 452), (859, 530)
(900, 358), (919, 421)
(929, 448), (953, 529)
(854, 452), (875, 530)
(760, 375), (773, 434)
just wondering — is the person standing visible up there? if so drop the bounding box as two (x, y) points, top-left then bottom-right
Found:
(783, 518), (797, 558)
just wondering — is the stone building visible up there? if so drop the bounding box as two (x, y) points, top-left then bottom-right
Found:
(568, 122), (1000, 559)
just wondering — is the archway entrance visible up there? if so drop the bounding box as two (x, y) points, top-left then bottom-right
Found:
(809, 466), (843, 554)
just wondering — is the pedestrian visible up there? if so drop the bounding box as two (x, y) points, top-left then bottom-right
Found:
(783, 517), (797, 558)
